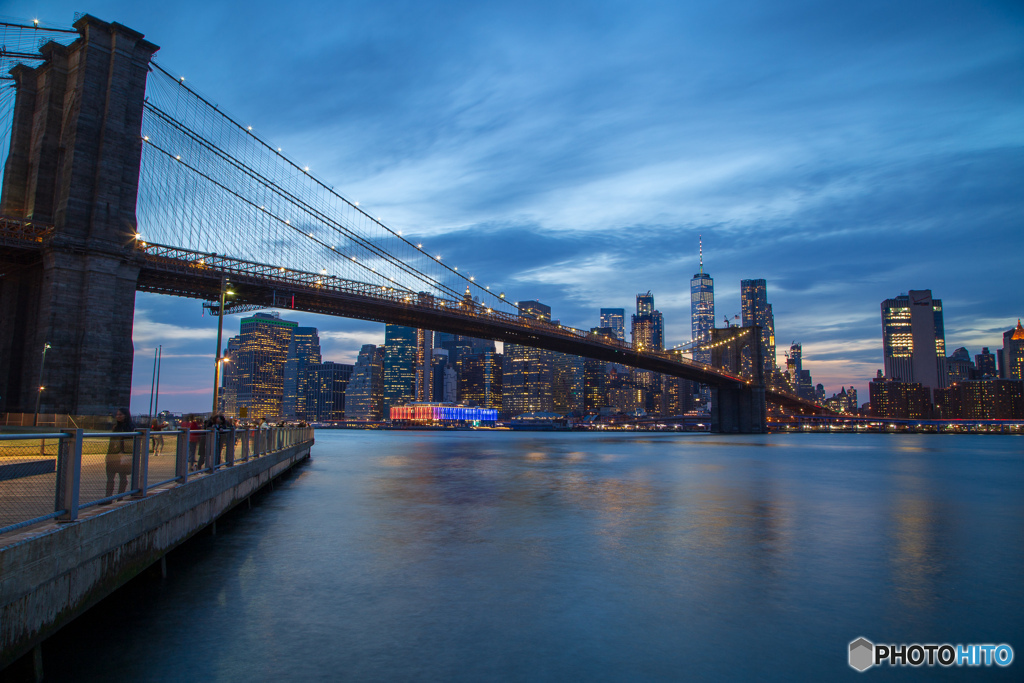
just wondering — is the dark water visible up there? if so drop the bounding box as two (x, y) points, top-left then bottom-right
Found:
(45, 432), (1023, 681)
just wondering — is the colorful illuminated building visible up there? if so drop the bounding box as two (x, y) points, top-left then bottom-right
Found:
(390, 403), (499, 425)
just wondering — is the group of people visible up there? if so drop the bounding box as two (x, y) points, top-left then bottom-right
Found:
(102, 412), (281, 500)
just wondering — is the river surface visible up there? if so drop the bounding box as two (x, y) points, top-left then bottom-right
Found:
(46, 432), (1023, 681)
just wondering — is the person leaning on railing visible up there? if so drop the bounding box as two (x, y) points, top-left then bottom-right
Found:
(104, 408), (134, 501)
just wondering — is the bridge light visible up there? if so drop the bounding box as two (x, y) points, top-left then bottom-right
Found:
(180, 76), (185, 81)
(175, 155), (181, 160)
(469, 276), (474, 281)
(453, 267), (457, 271)
(417, 244), (422, 249)
(143, 135), (149, 141)
(285, 220), (290, 224)
(304, 167), (309, 172)
(33, 19), (39, 25)
(248, 126), (253, 131)
(280, 267), (286, 272)
(351, 256), (357, 261)
(397, 231), (402, 236)
(435, 255), (441, 260)
(308, 232), (313, 237)
(321, 269), (327, 274)
(354, 202), (359, 206)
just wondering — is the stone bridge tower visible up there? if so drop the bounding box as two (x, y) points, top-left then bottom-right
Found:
(0, 16), (157, 416)
(709, 325), (767, 433)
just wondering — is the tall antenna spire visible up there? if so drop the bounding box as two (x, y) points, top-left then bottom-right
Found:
(699, 235), (703, 275)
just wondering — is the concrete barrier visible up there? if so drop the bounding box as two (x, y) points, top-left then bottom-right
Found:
(0, 439), (312, 669)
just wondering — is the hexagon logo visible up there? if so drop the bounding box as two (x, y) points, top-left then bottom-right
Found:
(849, 637), (874, 672)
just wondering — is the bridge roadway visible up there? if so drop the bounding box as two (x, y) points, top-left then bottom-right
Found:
(135, 242), (825, 413)
(0, 222), (827, 416)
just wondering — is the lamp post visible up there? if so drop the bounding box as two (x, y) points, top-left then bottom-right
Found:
(211, 277), (233, 414)
(33, 342), (51, 427)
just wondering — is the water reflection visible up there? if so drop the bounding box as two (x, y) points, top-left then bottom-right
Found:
(43, 432), (1023, 682)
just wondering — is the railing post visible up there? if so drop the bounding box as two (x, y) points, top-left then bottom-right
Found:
(226, 425), (235, 466)
(241, 428), (250, 461)
(55, 429), (83, 522)
(206, 429), (216, 471)
(176, 428), (190, 484)
(132, 429), (150, 498)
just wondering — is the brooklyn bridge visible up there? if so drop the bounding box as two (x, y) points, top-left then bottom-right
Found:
(0, 15), (829, 433)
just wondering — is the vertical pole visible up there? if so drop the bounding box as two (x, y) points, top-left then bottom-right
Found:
(148, 347), (158, 420)
(33, 343), (51, 427)
(206, 429), (216, 472)
(55, 429), (83, 521)
(241, 428), (250, 461)
(226, 424), (236, 466)
(132, 428), (149, 497)
(212, 277), (227, 415)
(176, 428), (189, 484)
(153, 345), (162, 420)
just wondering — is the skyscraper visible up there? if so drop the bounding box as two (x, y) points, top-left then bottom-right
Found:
(383, 324), (417, 413)
(345, 344), (384, 421)
(599, 308), (626, 342)
(881, 290), (947, 393)
(976, 348), (998, 378)
(415, 327), (433, 402)
(226, 312), (297, 419)
(503, 301), (554, 417)
(631, 292), (664, 352)
(552, 353), (585, 415)
(690, 238), (715, 366)
(1001, 320), (1024, 381)
(305, 361), (353, 421)
(740, 279), (776, 382)
(460, 349), (503, 410)
(282, 327), (322, 420)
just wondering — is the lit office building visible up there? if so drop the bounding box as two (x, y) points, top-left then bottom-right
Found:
(945, 347), (975, 385)
(599, 308), (626, 342)
(503, 300), (554, 417)
(631, 291), (664, 352)
(282, 327), (322, 420)
(740, 279), (776, 382)
(345, 344), (384, 421)
(976, 348), (998, 378)
(584, 327), (616, 412)
(415, 327), (434, 402)
(784, 342), (816, 401)
(305, 362), (354, 421)
(868, 373), (931, 419)
(690, 238), (715, 405)
(1000, 320), (1024, 381)
(881, 290), (947, 394)
(552, 352), (585, 415)
(460, 349), (503, 410)
(227, 312), (297, 420)
(431, 350), (458, 403)
(934, 379), (1024, 419)
(383, 324), (417, 413)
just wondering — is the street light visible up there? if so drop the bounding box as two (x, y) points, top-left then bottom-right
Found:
(33, 342), (51, 427)
(211, 277), (233, 414)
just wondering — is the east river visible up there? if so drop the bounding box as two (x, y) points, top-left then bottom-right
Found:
(46, 431), (1022, 681)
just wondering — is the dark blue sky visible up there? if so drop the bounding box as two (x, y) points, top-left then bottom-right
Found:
(10, 0), (1022, 411)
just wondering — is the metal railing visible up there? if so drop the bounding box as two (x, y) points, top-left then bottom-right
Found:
(0, 426), (313, 536)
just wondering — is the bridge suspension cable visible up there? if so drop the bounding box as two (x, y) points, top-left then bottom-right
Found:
(137, 63), (517, 315)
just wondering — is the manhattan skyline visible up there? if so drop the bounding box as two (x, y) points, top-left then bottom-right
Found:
(8, 0), (1019, 412)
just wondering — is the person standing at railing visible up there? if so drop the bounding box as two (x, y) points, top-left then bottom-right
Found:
(258, 417), (270, 455)
(211, 414), (229, 466)
(104, 408), (135, 500)
(185, 414), (202, 471)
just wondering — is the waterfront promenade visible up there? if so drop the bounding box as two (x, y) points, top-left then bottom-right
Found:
(0, 426), (314, 672)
